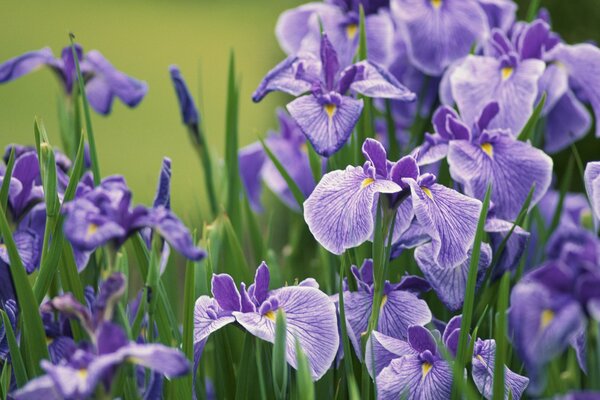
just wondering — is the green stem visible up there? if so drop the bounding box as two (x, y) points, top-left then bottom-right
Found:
(190, 124), (219, 217)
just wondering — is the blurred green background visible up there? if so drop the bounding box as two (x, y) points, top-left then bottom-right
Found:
(1, 0), (599, 219)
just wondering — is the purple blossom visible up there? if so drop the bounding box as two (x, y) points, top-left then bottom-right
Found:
(0, 44), (147, 115)
(368, 316), (528, 399)
(239, 110), (318, 211)
(391, 0), (490, 76)
(253, 34), (415, 156)
(341, 259), (431, 358)
(304, 138), (482, 267)
(194, 262), (339, 380)
(585, 161), (600, 224)
(414, 103), (553, 221)
(169, 65), (200, 127)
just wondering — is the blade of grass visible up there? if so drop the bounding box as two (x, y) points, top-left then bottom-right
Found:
(338, 253), (355, 394)
(272, 309), (288, 400)
(181, 232), (198, 400)
(295, 337), (315, 400)
(452, 184), (492, 399)
(493, 271), (510, 399)
(0, 202), (49, 376)
(225, 51), (241, 231)
(517, 92), (546, 142)
(526, 0), (542, 21)
(0, 309), (27, 388)
(0, 148), (15, 216)
(69, 34), (101, 185)
(355, 6), (375, 147)
(235, 333), (257, 400)
(260, 138), (305, 211)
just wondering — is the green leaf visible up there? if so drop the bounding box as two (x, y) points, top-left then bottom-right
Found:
(526, 0), (542, 21)
(225, 51), (241, 231)
(1, 309), (27, 388)
(59, 241), (87, 342)
(272, 309), (288, 400)
(242, 195), (265, 265)
(0, 148), (15, 216)
(69, 33), (101, 185)
(517, 92), (546, 142)
(338, 255), (355, 393)
(181, 232), (198, 399)
(0, 201), (49, 376)
(384, 100), (399, 161)
(493, 271), (511, 399)
(235, 333), (257, 400)
(295, 337), (315, 400)
(220, 215), (252, 283)
(357, 5), (368, 61)
(1, 359), (10, 400)
(260, 137), (305, 210)
(452, 184), (492, 399)
(307, 143), (322, 183)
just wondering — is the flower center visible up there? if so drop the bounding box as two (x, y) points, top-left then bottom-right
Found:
(422, 362), (433, 378)
(380, 294), (388, 310)
(540, 309), (554, 329)
(431, 0), (442, 9)
(77, 368), (88, 379)
(346, 23), (358, 40)
(86, 223), (98, 238)
(264, 310), (276, 321)
(481, 142), (493, 157)
(324, 103), (337, 119)
(361, 178), (375, 189)
(421, 187), (433, 200)
(501, 67), (514, 80)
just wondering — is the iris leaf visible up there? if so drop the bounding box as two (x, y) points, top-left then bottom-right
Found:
(225, 51), (241, 231)
(0, 148), (15, 217)
(272, 309), (288, 400)
(0, 309), (27, 388)
(517, 92), (546, 142)
(493, 271), (511, 399)
(295, 337), (315, 400)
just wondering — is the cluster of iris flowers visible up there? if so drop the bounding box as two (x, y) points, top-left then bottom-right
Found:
(1, 0), (600, 399)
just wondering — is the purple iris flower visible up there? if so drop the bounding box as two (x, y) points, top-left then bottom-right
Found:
(276, 0), (394, 67)
(485, 213), (530, 279)
(445, 22), (547, 135)
(556, 392), (600, 400)
(0, 44), (147, 115)
(391, 0), (490, 76)
(194, 262), (339, 380)
(304, 138), (482, 267)
(62, 166), (204, 270)
(341, 259), (432, 358)
(0, 300), (17, 362)
(169, 65), (200, 127)
(239, 110), (317, 211)
(367, 316), (528, 399)
(415, 103), (553, 221)
(253, 34), (415, 157)
(585, 161), (600, 225)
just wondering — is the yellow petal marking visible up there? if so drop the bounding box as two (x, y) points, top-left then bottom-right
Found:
(380, 295), (388, 311)
(431, 0), (442, 9)
(264, 310), (276, 321)
(422, 362), (433, 378)
(324, 103), (337, 119)
(540, 309), (554, 330)
(77, 369), (88, 379)
(501, 67), (514, 80)
(346, 23), (358, 40)
(481, 142), (493, 157)
(421, 187), (433, 200)
(86, 223), (98, 238)
(361, 178), (375, 189)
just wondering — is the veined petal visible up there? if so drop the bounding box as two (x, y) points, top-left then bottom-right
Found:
(477, 0), (517, 32)
(407, 180), (482, 266)
(239, 142), (267, 211)
(447, 134), (552, 221)
(415, 242), (492, 311)
(304, 166), (401, 254)
(343, 289), (372, 359)
(485, 218), (530, 278)
(450, 55), (545, 134)
(392, 0), (488, 76)
(234, 286), (338, 380)
(365, 331), (415, 378)
(585, 161), (600, 221)
(377, 355), (453, 400)
(378, 291), (432, 341)
(548, 43), (600, 137)
(252, 56), (318, 102)
(0, 48), (55, 83)
(287, 94), (363, 157)
(343, 61), (416, 101)
(472, 339), (529, 400)
(545, 91), (591, 154)
(120, 343), (190, 378)
(193, 296), (236, 343)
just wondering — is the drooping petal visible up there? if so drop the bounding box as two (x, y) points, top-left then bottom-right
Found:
(584, 162), (600, 221)
(234, 286), (338, 380)
(392, 0), (489, 76)
(407, 180), (482, 266)
(365, 331), (415, 378)
(252, 56), (319, 102)
(378, 291), (432, 342)
(485, 218), (530, 278)
(415, 242), (492, 311)
(341, 61), (416, 101)
(472, 339), (529, 400)
(545, 91), (591, 154)
(0, 48), (55, 83)
(193, 296), (236, 343)
(343, 289), (372, 358)
(287, 94), (363, 156)
(548, 43), (600, 137)
(304, 166), (401, 254)
(120, 343), (190, 378)
(450, 55), (545, 134)
(376, 355), (453, 400)
(148, 206), (205, 261)
(238, 142), (267, 211)
(13, 375), (62, 400)
(447, 134), (552, 221)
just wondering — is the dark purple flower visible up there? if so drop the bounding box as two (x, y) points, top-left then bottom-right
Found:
(169, 65), (200, 127)
(0, 45), (147, 115)
(305, 138), (482, 267)
(391, 0), (490, 76)
(239, 110), (318, 211)
(341, 259), (431, 358)
(253, 35), (415, 156)
(62, 169), (204, 270)
(194, 262), (338, 380)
